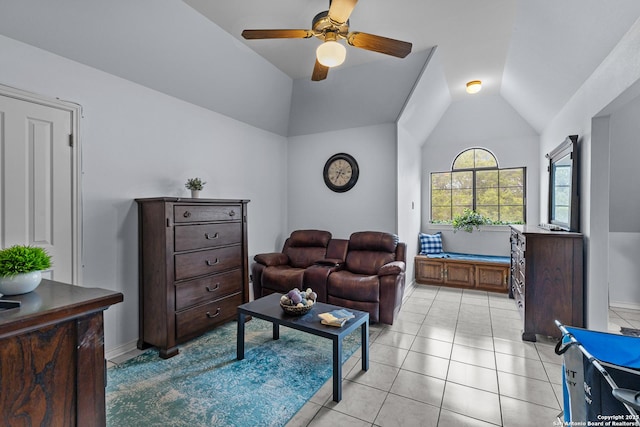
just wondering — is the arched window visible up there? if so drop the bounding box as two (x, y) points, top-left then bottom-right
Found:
(431, 148), (526, 223)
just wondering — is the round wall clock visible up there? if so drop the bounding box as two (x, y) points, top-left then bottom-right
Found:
(323, 153), (359, 193)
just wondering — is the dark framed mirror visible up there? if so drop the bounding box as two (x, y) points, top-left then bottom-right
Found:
(546, 135), (579, 231)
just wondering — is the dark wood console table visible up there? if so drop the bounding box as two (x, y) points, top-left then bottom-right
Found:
(0, 279), (123, 427)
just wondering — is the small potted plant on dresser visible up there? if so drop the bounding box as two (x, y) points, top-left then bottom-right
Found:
(0, 245), (51, 295)
(185, 177), (206, 198)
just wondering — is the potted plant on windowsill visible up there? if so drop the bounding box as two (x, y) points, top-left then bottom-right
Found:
(185, 177), (206, 198)
(452, 209), (491, 233)
(0, 245), (51, 295)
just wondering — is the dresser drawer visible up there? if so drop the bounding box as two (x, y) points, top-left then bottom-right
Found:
(174, 222), (241, 252)
(175, 245), (242, 281)
(175, 293), (242, 340)
(174, 204), (241, 223)
(175, 269), (243, 311)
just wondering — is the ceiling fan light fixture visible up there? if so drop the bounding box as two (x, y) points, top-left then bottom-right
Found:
(466, 80), (482, 94)
(316, 40), (346, 67)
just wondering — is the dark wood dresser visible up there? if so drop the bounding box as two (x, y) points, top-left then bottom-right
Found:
(136, 197), (249, 358)
(0, 279), (123, 427)
(510, 225), (584, 341)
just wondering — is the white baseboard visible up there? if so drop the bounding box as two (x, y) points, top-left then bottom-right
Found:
(105, 339), (139, 361)
(610, 300), (640, 311)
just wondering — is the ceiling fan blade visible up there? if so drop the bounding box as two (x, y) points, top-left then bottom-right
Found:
(328, 0), (358, 24)
(347, 32), (412, 58)
(241, 29), (314, 40)
(312, 60), (329, 81)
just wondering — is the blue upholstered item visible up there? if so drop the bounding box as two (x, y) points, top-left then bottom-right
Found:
(419, 232), (443, 254)
(426, 252), (510, 264)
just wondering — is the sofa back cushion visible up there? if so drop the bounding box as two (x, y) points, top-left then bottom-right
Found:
(283, 229), (332, 268)
(345, 232), (398, 275)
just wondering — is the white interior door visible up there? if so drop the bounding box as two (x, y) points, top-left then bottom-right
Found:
(0, 93), (75, 283)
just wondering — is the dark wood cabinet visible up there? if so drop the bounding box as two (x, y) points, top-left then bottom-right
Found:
(136, 197), (249, 358)
(415, 256), (509, 293)
(510, 225), (583, 341)
(0, 279), (123, 427)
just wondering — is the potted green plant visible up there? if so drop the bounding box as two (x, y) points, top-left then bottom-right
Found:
(0, 245), (51, 295)
(452, 209), (491, 233)
(185, 177), (206, 198)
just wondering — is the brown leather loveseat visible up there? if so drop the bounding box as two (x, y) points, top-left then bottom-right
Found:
(252, 229), (406, 324)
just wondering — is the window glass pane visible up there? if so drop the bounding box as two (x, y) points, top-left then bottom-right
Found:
(431, 172), (451, 190)
(431, 206), (452, 221)
(477, 205), (498, 219)
(477, 187), (499, 205)
(499, 168), (524, 187)
(431, 189), (451, 207)
(453, 150), (475, 169)
(475, 149), (497, 168)
(499, 187), (524, 205)
(500, 206), (524, 223)
(452, 189), (473, 206)
(452, 171), (473, 189)
(476, 170), (498, 189)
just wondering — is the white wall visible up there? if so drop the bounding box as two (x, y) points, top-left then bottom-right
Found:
(396, 47), (451, 286)
(421, 94), (540, 256)
(0, 35), (288, 352)
(540, 17), (640, 330)
(609, 233), (640, 308)
(396, 125), (423, 286)
(287, 124), (397, 240)
(604, 89), (640, 307)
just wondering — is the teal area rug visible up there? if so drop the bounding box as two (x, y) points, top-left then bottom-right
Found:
(106, 319), (362, 427)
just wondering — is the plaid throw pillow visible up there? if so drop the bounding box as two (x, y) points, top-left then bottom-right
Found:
(419, 232), (443, 254)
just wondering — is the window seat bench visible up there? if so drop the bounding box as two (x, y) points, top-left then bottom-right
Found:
(415, 252), (510, 293)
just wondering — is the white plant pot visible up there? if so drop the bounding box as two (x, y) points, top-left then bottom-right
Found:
(191, 190), (200, 198)
(0, 271), (43, 295)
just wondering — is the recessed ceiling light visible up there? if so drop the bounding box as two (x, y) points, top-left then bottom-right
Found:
(466, 80), (482, 94)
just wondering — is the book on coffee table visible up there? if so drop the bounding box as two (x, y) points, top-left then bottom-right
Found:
(319, 309), (355, 327)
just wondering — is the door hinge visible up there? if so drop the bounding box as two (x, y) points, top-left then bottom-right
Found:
(69, 134), (73, 147)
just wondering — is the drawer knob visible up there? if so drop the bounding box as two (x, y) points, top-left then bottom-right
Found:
(228, 210), (236, 217)
(206, 284), (220, 292)
(183, 211), (191, 218)
(206, 308), (221, 318)
(205, 232), (219, 240)
(206, 258), (220, 266)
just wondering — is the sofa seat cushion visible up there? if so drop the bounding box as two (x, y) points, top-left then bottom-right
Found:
(327, 271), (379, 302)
(262, 266), (305, 292)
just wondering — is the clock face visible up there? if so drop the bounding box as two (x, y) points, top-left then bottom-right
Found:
(323, 153), (359, 192)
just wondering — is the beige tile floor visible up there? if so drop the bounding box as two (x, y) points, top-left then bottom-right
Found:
(285, 286), (640, 427)
(108, 285), (640, 427)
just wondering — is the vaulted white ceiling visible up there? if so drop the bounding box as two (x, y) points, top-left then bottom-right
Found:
(1, 0), (639, 137)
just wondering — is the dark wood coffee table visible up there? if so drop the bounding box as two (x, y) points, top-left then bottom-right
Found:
(237, 293), (369, 402)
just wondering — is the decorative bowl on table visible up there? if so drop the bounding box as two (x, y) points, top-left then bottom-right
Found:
(279, 287), (317, 316)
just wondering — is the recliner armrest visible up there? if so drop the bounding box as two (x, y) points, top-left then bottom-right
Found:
(378, 261), (406, 276)
(254, 252), (289, 266)
(314, 258), (344, 268)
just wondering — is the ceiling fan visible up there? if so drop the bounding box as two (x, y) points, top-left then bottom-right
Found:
(241, 0), (413, 81)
